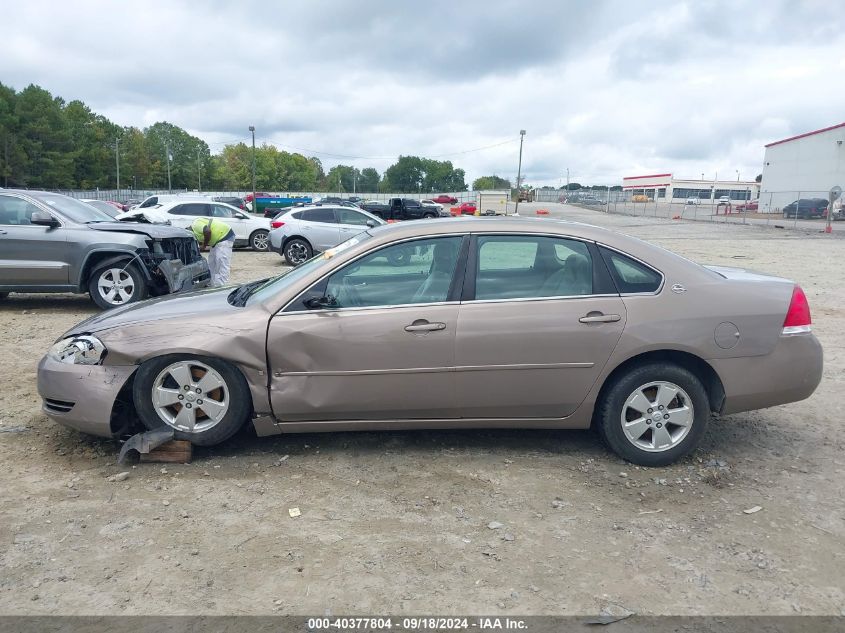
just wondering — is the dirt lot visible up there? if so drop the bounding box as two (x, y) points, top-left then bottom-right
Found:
(1, 204), (843, 616)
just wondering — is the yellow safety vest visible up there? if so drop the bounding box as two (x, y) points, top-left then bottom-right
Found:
(191, 218), (232, 247)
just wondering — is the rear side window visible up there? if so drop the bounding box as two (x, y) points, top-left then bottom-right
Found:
(170, 203), (208, 216)
(599, 246), (662, 293)
(303, 208), (336, 223)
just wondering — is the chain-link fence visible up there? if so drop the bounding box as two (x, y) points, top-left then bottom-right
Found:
(569, 189), (844, 232)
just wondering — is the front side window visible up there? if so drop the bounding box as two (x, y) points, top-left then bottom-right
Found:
(0, 195), (45, 225)
(211, 205), (233, 218)
(474, 235), (593, 300)
(336, 208), (370, 226)
(324, 237), (463, 308)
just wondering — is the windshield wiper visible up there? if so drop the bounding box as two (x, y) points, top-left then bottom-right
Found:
(227, 279), (267, 307)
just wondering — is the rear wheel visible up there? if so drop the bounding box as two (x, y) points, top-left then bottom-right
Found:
(596, 363), (709, 466)
(133, 355), (251, 446)
(249, 229), (270, 251)
(423, 212), (436, 219)
(88, 261), (148, 310)
(284, 238), (312, 266)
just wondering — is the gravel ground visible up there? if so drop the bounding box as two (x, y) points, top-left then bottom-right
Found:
(0, 204), (843, 616)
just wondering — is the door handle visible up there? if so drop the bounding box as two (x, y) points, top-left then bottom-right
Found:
(579, 313), (621, 323)
(0, 229), (7, 234)
(404, 320), (446, 332)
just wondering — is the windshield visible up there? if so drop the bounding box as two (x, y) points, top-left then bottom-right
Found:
(84, 200), (121, 217)
(31, 192), (114, 223)
(245, 232), (374, 305)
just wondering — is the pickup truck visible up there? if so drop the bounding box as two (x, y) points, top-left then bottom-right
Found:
(361, 198), (449, 221)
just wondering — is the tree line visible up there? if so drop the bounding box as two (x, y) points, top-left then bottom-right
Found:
(0, 83), (474, 193)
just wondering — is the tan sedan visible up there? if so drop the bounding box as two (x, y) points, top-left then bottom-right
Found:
(38, 218), (822, 466)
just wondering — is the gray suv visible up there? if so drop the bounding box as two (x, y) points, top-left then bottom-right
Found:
(0, 190), (210, 309)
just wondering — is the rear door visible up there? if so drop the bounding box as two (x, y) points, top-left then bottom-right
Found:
(267, 235), (467, 421)
(454, 234), (627, 418)
(0, 194), (69, 286)
(300, 207), (340, 252)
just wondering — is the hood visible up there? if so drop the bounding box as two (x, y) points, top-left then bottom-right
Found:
(89, 221), (191, 239)
(66, 286), (240, 336)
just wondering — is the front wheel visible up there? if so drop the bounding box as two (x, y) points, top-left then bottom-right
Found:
(249, 229), (270, 251)
(423, 212), (436, 219)
(133, 355), (251, 446)
(595, 363), (709, 466)
(88, 261), (148, 310)
(284, 238), (313, 266)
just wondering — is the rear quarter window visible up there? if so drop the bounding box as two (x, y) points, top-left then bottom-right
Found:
(599, 246), (663, 293)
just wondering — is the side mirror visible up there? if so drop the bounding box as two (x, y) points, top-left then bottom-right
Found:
(366, 220), (376, 228)
(304, 295), (338, 310)
(30, 211), (59, 227)
(235, 213), (248, 219)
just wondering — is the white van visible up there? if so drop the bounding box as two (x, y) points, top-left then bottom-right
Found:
(132, 193), (211, 209)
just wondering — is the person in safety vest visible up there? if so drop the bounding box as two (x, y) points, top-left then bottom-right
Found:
(191, 217), (234, 287)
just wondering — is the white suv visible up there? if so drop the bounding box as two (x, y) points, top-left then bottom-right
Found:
(269, 205), (385, 265)
(117, 200), (272, 250)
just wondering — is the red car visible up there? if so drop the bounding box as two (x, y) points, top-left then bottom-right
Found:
(735, 199), (759, 212)
(244, 192), (272, 203)
(450, 202), (477, 216)
(432, 194), (458, 204)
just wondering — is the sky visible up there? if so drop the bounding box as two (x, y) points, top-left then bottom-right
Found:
(1, 0), (843, 187)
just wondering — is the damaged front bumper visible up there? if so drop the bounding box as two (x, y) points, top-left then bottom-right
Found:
(37, 356), (136, 438)
(156, 258), (211, 293)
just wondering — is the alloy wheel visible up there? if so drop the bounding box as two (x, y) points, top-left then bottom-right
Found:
(620, 381), (694, 452)
(151, 360), (230, 433)
(97, 268), (135, 305)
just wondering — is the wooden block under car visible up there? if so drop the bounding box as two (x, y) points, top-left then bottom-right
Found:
(139, 439), (193, 463)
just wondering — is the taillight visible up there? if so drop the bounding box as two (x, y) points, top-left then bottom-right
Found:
(271, 220), (285, 229)
(783, 285), (811, 334)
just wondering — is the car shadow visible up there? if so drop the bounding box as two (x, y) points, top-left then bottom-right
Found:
(0, 293), (97, 313)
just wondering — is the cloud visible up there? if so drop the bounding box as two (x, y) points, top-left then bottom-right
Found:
(1, 0), (843, 186)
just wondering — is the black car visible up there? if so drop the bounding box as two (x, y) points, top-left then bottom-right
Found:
(213, 196), (247, 211)
(783, 198), (828, 219)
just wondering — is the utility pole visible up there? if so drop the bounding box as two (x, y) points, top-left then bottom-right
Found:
(115, 137), (121, 194)
(353, 169), (357, 195)
(197, 148), (202, 191)
(248, 126), (256, 206)
(513, 130), (526, 216)
(566, 168), (570, 190)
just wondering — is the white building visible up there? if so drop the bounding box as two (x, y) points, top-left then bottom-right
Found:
(621, 173), (759, 203)
(760, 122), (845, 212)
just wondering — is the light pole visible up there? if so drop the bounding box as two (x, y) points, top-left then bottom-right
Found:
(164, 139), (172, 193)
(513, 129), (526, 216)
(736, 170), (740, 182)
(249, 125), (256, 207)
(114, 137), (121, 194)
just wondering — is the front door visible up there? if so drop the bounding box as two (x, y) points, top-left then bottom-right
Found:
(454, 234), (627, 418)
(300, 207), (341, 252)
(335, 207), (374, 242)
(267, 235), (466, 421)
(0, 194), (69, 286)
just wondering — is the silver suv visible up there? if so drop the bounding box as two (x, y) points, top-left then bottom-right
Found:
(0, 190), (210, 309)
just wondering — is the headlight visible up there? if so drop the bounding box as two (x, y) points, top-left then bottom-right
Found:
(48, 335), (107, 365)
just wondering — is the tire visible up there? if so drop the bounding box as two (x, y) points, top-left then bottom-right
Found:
(88, 261), (148, 310)
(423, 212), (436, 219)
(249, 229), (270, 251)
(133, 354), (251, 446)
(284, 238), (312, 266)
(595, 363), (709, 466)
